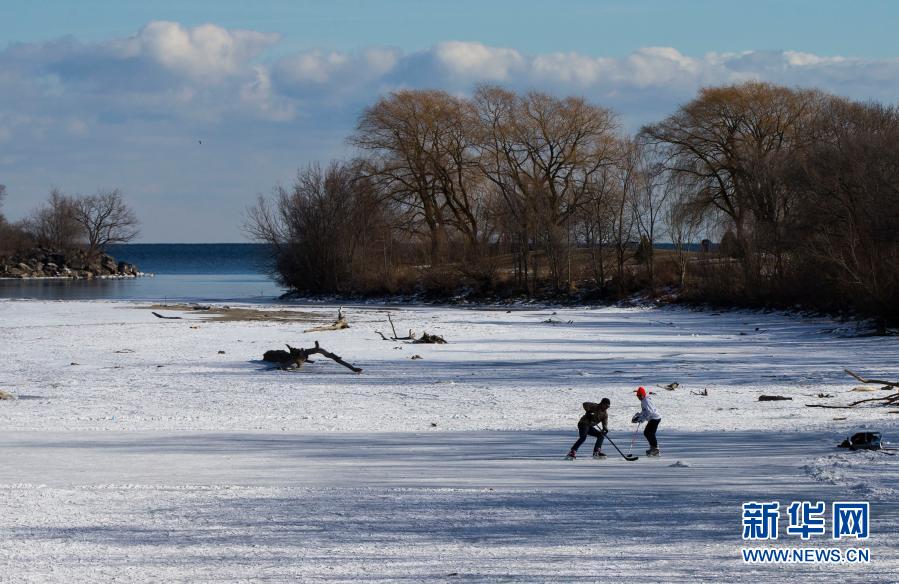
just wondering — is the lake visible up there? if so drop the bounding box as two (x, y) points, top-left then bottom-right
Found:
(0, 244), (287, 302)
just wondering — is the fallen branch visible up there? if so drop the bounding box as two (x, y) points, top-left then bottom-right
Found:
(807, 393), (899, 409)
(262, 341), (361, 373)
(413, 332), (447, 344)
(844, 368), (899, 389)
(375, 313), (415, 341)
(805, 368), (899, 408)
(151, 311), (182, 320)
(304, 307), (349, 333)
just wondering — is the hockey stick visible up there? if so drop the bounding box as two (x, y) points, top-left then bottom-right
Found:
(627, 423), (642, 456)
(603, 433), (639, 461)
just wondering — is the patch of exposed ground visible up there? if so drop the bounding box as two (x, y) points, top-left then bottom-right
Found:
(138, 303), (323, 323)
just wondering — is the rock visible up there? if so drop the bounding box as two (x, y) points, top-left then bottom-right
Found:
(0, 249), (140, 279)
(0, 390), (16, 400)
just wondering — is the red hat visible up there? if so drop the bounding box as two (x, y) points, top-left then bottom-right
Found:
(636, 387), (647, 399)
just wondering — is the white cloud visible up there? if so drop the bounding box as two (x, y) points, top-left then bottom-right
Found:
(3, 21), (899, 240)
(432, 41), (524, 80)
(109, 21), (279, 81)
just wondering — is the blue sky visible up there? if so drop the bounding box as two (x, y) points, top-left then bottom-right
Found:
(5, 1), (899, 58)
(1, 1), (898, 242)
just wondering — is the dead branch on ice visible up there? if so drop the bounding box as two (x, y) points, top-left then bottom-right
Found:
(375, 313), (415, 341)
(373, 313), (446, 343)
(304, 308), (349, 333)
(844, 368), (899, 389)
(151, 311), (182, 319)
(413, 332), (447, 344)
(806, 369), (899, 408)
(262, 341), (362, 373)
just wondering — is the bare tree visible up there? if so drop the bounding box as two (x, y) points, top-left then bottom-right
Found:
(664, 180), (706, 290)
(22, 188), (82, 250)
(788, 101), (899, 331)
(630, 142), (671, 293)
(473, 86), (620, 291)
(351, 90), (455, 263)
(245, 161), (393, 293)
(71, 190), (139, 254)
(641, 82), (829, 287)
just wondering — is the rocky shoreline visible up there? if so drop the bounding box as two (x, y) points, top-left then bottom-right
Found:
(0, 249), (143, 279)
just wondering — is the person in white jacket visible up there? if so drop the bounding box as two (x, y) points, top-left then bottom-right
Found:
(632, 386), (662, 456)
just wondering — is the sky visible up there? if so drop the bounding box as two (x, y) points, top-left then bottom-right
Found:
(1, 1), (899, 242)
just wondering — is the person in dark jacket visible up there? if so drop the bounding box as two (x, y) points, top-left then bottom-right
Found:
(567, 398), (610, 459)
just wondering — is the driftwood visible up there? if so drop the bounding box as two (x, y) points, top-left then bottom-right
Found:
(759, 395), (792, 401)
(376, 313), (415, 341)
(304, 308), (349, 333)
(413, 332), (447, 344)
(845, 368), (899, 388)
(806, 369), (899, 408)
(262, 341), (362, 373)
(151, 311), (182, 320)
(373, 313), (446, 344)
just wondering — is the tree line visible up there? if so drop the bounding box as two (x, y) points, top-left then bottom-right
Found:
(0, 187), (139, 257)
(247, 81), (899, 328)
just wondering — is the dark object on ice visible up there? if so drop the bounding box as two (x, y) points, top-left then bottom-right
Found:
(152, 311), (182, 320)
(262, 342), (362, 373)
(413, 332), (447, 344)
(838, 431), (882, 451)
(758, 395), (792, 401)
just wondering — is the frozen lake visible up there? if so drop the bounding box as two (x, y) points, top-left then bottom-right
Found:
(1, 300), (897, 581)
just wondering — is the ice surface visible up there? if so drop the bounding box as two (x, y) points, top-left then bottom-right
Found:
(1, 300), (897, 582)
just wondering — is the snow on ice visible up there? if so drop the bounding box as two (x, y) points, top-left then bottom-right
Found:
(0, 299), (897, 582)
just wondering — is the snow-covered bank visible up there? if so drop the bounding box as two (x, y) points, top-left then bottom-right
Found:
(1, 299), (898, 433)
